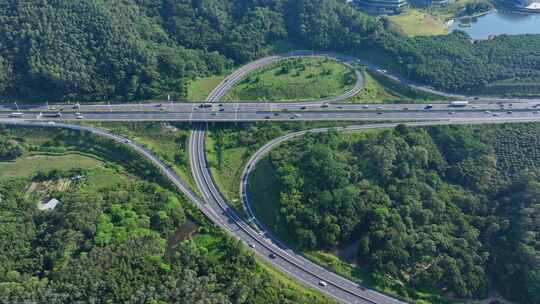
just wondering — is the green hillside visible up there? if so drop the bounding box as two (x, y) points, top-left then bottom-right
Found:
(2, 0), (540, 102)
(248, 123), (540, 304)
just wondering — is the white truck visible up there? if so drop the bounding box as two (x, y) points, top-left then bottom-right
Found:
(449, 101), (469, 107)
(9, 112), (24, 118)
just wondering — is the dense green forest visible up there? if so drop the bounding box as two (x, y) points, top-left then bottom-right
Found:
(1, 0), (540, 101)
(0, 126), (333, 304)
(256, 123), (540, 303)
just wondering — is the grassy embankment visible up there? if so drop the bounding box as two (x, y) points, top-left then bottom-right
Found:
(223, 56), (357, 102)
(84, 122), (196, 191)
(187, 75), (227, 101)
(348, 68), (450, 103)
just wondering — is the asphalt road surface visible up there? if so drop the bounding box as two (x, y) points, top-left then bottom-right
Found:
(2, 106), (540, 122)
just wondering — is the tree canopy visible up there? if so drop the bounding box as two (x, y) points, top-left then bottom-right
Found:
(264, 124), (540, 302)
(1, 0), (540, 101)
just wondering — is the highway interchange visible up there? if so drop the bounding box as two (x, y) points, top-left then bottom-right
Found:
(2, 51), (540, 304)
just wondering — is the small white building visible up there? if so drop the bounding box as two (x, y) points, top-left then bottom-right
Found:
(39, 198), (60, 211)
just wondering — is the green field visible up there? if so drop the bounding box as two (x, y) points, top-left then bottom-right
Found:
(0, 153), (105, 180)
(389, 9), (448, 37)
(187, 75), (227, 101)
(223, 56), (357, 102)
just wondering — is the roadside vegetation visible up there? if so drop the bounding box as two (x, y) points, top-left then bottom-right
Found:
(205, 122), (304, 214)
(187, 75), (227, 102)
(223, 57), (357, 102)
(84, 122), (195, 190)
(348, 69), (450, 103)
(205, 122), (366, 215)
(248, 123), (540, 304)
(0, 125), (336, 304)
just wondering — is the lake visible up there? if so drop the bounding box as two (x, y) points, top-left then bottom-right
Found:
(449, 10), (540, 40)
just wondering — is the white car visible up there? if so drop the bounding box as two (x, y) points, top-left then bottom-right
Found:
(76, 115), (84, 119)
(318, 281), (327, 287)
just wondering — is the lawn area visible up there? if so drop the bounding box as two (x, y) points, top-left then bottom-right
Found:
(389, 9), (448, 37)
(0, 153), (105, 180)
(187, 75), (226, 101)
(223, 56), (357, 102)
(84, 166), (132, 191)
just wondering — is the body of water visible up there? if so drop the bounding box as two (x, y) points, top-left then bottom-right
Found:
(449, 10), (540, 40)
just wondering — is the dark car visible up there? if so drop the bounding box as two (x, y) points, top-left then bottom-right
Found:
(269, 253), (277, 259)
